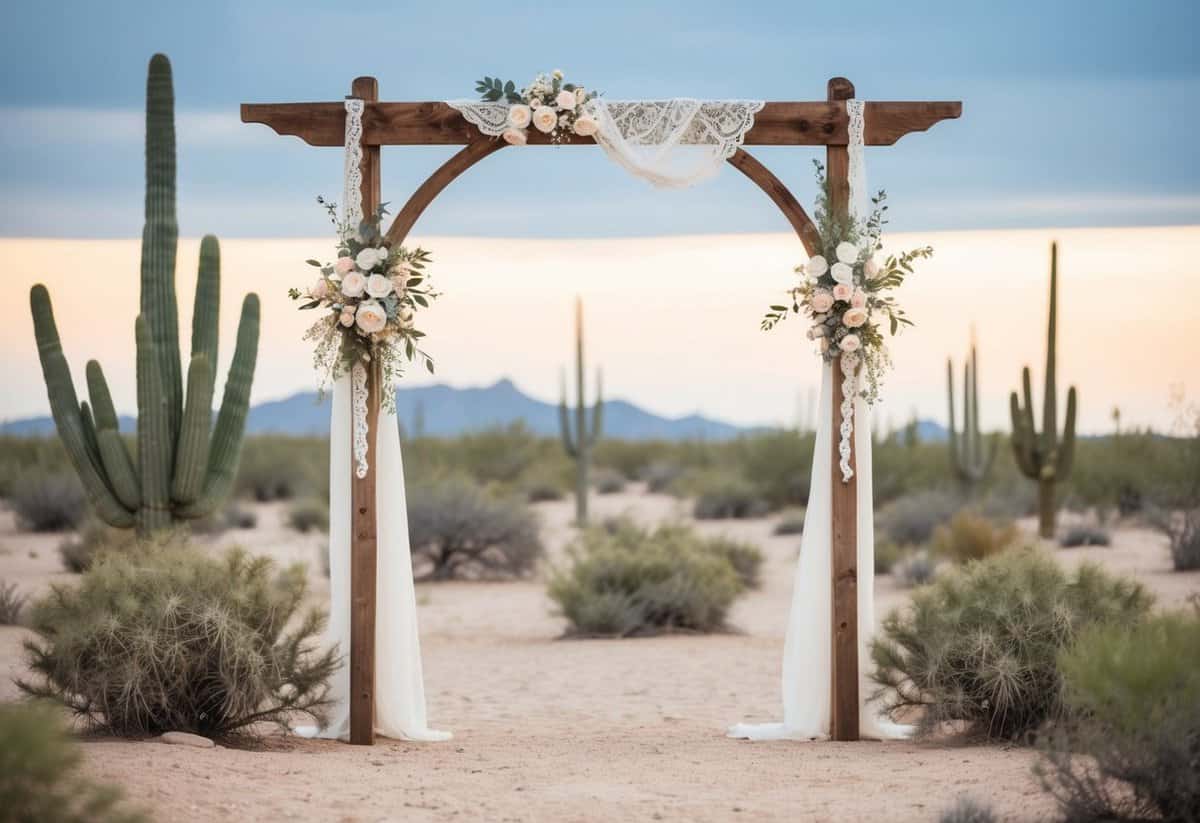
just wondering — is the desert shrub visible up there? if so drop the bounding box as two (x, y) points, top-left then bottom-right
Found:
(20, 535), (337, 738)
(520, 463), (569, 502)
(188, 502), (258, 535)
(930, 511), (1018, 565)
(875, 489), (961, 547)
(704, 534), (764, 590)
(870, 548), (1152, 740)
(407, 477), (543, 581)
(524, 480), (565, 503)
(10, 469), (86, 532)
(549, 521), (745, 636)
(287, 497), (329, 534)
(1037, 610), (1200, 822)
(223, 504), (258, 530)
(892, 549), (936, 588)
(58, 518), (129, 573)
(1148, 507), (1200, 572)
(592, 467), (626, 495)
(773, 508), (807, 536)
(234, 436), (326, 501)
(688, 473), (769, 520)
(0, 579), (26, 625)
(1058, 524), (1112, 548)
(641, 460), (684, 493)
(874, 539), (902, 574)
(937, 796), (996, 823)
(0, 701), (147, 823)
(722, 430), (813, 509)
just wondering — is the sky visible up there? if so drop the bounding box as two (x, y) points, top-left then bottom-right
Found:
(1, 0), (1198, 238)
(1, 1), (1197, 433)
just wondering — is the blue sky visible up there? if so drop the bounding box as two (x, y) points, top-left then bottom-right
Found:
(1, 0), (1197, 238)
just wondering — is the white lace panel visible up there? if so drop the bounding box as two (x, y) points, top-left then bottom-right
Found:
(445, 98), (764, 189)
(846, 99), (868, 224)
(342, 99), (365, 237)
(838, 352), (859, 483)
(351, 361), (369, 479)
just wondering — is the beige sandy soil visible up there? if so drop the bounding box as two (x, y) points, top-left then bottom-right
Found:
(1, 489), (1196, 822)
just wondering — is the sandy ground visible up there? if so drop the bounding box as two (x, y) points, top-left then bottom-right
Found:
(1, 489), (1196, 823)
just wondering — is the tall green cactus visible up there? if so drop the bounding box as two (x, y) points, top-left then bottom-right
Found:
(1009, 242), (1077, 539)
(29, 53), (260, 535)
(948, 341), (997, 488)
(559, 297), (603, 526)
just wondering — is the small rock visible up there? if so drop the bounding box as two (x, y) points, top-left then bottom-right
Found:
(158, 731), (215, 748)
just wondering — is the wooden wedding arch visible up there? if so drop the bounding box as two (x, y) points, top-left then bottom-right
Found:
(243, 76), (960, 745)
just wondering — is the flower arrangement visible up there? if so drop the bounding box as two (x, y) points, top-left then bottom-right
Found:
(762, 161), (932, 405)
(474, 69), (600, 145)
(290, 197), (438, 408)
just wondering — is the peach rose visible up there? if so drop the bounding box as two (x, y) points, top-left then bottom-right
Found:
(502, 128), (528, 146)
(508, 104), (532, 128)
(340, 271), (366, 298)
(335, 256), (355, 275)
(572, 115), (598, 137)
(810, 291), (834, 313)
(851, 290), (868, 309)
(838, 334), (862, 353)
(355, 301), (387, 334)
(832, 283), (853, 302)
(310, 279), (329, 300)
(556, 89), (577, 110)
(842, 307), (868, 328)
(366, 274), (393, 299)
(532, 106), (557, 133)
(339, 310), (355, 327)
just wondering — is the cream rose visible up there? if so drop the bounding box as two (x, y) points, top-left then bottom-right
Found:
(339, 310), (355, 327)
(832, 283), (853, 302)
(310, 279), (329, 300)
(843, 307), (868, 328)
(397, 306), (415, 329)
(850, 290), (868, 309)
(863, 256), (880, 278)
(532, 106), (557, 133)
(502, 128), (528, 146)
(355, 248), (381, 271)
(355, 301), (387, 334)
(835, 241), (859, 265)
(810, 291), (834, 313)
(806, 255), (828, 277)
(830, 262), (854, 285)
(572, 115), (598, 137)
(366, 273), (393, 299)
(335, 256), (355, 275)
(555, 89), (576, 110)
(340, 271), (366, 298)
(508, 104), (532, 128)
(838, 334), (862, 353)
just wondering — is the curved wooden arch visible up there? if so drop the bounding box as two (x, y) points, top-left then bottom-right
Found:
(383, 142), (820, 257)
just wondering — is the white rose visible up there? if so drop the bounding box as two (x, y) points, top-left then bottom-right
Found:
(366, 273), (393, 298)
(830, 262), (854, 285)
(555, 89), (576, 110)
(532, 106), (557, 133)
(355, 248), (380, 270)
(838, 333), (862, 353)
(340, 271), (366, 298)
(397, 306), (415, 329)
(508, 104), (532, 128)
(863, 256), (880, 278)
(806, 255), (828, 277)
(502, 127), (528, 146)
(355, 301), (387, 334)
(835, 241), (859, 265)
(842, 307), (868, 328)
(572, 115), (598, 137)
(339, 310), (355, 327)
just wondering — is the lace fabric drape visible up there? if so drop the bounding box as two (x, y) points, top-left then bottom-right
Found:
(446, 98), (764, 189)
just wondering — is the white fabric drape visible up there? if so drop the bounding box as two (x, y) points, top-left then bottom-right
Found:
(295, 375), (450, 742)
(728, 363), (910, 741)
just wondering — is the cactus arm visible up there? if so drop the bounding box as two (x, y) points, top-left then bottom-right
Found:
(1057, 386), (1077, 478)
(591, 367), (603, 442)
(79, 401), (103, 474)
(177, 294), (259, 518)
(1042, 242), (1058, 457)
(1010, 390), (1038, 478)
(140, 53), (183, 455)
(136, 315), (172, 533)
(29, 285), (134, 527)
(171, 353), (214, 505)
(85, 361), (141, 509)
(191, 235), (220, 397)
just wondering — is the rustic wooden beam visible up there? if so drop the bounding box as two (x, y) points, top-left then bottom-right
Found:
(826, 77), (860, 743)
(240, 100), (961, 148)
(348, 76), (381, 747)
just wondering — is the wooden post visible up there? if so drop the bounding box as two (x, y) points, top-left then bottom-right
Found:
(349, 75), (381, 746)
(827, 76), (860, 742)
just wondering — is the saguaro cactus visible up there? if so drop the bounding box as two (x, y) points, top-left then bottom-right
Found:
(29, 54), (260, 535)
(559, 297), (603, 526)
(1009, 242), (1077, 539)
(947, 341), (996, 488)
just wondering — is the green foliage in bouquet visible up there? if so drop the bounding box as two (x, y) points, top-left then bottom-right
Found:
(29, 54), (260, 535)
(19, 535), (337, 738)
(870, 548), (1151, 740)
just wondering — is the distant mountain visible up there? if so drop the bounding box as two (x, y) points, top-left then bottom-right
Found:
(0, 377), (950, 442)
